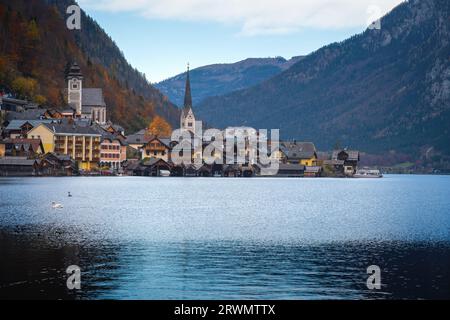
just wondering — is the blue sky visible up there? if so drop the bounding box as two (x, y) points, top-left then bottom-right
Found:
(78, 0), (403, 83)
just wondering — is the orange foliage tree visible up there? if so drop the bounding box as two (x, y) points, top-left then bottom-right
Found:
(146, 115), (172, 137)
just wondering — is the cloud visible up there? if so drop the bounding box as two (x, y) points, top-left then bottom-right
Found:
(78, 0), (404, 36)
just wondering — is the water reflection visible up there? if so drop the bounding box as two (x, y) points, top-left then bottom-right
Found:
(1, 176), (450, 299)
(1, 226), (449, 300)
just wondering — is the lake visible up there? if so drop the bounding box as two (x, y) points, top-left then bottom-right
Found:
(0, 175), (449, 299)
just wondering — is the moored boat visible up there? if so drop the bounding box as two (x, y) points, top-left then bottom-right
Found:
(354, 168), (383, 178)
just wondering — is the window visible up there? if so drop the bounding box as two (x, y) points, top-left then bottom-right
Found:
(188, 122), (193, 127)
(71, 81), (79, 90)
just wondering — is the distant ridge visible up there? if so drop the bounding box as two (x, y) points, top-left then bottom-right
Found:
(155, 56), (304, 107)
(196, 0), (450, 161)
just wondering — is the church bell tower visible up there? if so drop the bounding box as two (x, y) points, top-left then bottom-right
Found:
(66, 62), (83, 116)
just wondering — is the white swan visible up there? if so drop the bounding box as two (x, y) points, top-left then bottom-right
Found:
(51, 201), (64, 209)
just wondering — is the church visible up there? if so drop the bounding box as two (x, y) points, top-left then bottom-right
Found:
(180, 65), (196, 134)
(66, 62), (107, 125)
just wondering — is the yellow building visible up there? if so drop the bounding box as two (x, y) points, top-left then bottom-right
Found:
(27, 123), (101, 171)
(279, 141), (318, 166)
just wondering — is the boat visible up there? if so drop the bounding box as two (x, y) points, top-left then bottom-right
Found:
(51, 202), (64, 209)
(354, 168), (383, 178)
(159, 170), (171, 177)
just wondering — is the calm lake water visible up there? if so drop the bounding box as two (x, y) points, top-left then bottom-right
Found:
(0, 175), (449, 300)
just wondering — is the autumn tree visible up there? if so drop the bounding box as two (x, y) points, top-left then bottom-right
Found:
(11, 76), (38, 99)
(147, 115), (172, 137)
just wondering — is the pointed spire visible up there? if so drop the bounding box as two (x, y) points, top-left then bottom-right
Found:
(183, 63), (192, 110)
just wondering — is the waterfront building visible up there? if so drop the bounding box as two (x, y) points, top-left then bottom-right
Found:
(39, 153), (77, 176)
(331, 149), (360, 176)
(66, 62), (107, 124)
(27, 123), (101, 171)
(141, 136), (171, 162)
(126, 158), (172, 176)
(276, 163), (306, 177)
(0, 157), (39, 176)
(278, 141), (318, 166)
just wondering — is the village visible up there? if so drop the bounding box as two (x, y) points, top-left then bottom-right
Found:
(0, 62), (363, 178)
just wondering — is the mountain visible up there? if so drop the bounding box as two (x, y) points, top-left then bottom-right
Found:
(0, 0), (179, 132)
(197, 0), (450, 160)
(155, 56), (304, 106)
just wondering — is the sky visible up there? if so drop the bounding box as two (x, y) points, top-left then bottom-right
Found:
(78, 0), (404, 83)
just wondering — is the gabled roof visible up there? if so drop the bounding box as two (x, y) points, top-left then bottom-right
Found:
(126, 133), (151, 145)
(280, 141), (317, 160)
(82, 88), (106, 107)
(43, 152), (73, 162)
(0, 157), (37, 166)
(3, 138), (43, 153)
(142, 157), (171, 167)
(144, 136), (172, 148)
(332, 150), (360, 161)
(5, 109), (48, 121)
(5, 119), (55, 131)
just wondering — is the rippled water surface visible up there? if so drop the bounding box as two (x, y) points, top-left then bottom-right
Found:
(0, 175), (449, 299)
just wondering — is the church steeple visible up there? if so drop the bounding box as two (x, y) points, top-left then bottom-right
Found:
(180, 63), (196, 133)
(183, 63), (192, 110)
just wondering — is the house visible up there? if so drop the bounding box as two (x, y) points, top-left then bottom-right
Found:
(279, 141), (318, 166)
(276, 163), (306, 177)
(331, 149), (360, 176)
(66, 62), (107, 124)
(126, 130), (150, 150)
(141, 136), (171, 162)
(0, 157), (39, 176)
(5, 108), (49, 122)
(0, 97), (29, 112)
(27, 123), (101, 171)
(123, 159), (142, 176)
(3, 119), (55, 139)
(102, 123), (125, 136)
(1, 138), (44, 158)
(44, 108), (75, 120)
(223, 164), (241, 177)
(39, 153), (77, 176)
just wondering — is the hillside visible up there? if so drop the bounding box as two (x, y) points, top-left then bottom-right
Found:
(197, 0), (450, 160)
(0, 0), (180, 132)
(155, 56), (304, 106)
